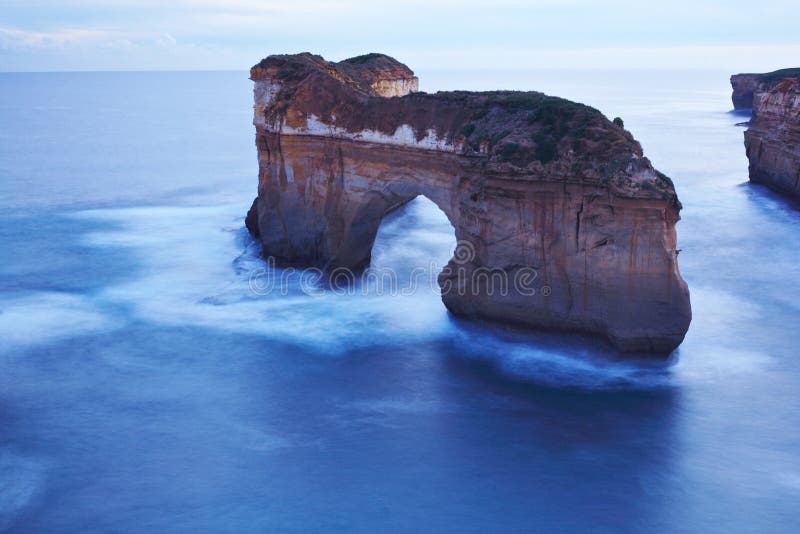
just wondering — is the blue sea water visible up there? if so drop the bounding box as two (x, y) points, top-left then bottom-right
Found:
(1, 69), (799, 532)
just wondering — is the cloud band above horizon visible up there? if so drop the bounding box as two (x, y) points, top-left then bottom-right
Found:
(1, 0), (798, 72)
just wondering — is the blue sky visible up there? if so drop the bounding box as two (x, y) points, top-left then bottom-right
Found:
(1, 0), (798, 71)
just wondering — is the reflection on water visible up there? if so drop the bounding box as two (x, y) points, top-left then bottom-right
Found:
(1, 70), (800, 531)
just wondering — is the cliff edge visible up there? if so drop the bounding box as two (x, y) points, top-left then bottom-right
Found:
(246, 52), (692, 354)
(744, 77), (800, 199)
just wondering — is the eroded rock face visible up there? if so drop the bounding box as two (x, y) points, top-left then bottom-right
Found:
(744, 77), (800, 199)
(731, 68), (800, 111)
(731, 74), (763, 110)
(246, 52), (691, 354)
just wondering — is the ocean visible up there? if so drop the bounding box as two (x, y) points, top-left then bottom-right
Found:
(1, 69), (799, 531)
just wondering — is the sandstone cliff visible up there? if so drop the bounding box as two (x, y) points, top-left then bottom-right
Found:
(731, 68), (800, 111)
(246, 52), (692, 354)
(744, 77), (800, 199)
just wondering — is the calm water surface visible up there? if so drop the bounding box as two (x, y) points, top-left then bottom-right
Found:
(1, 70), (799, 532)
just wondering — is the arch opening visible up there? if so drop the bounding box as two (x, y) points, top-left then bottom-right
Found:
(362, 195), (457, 301)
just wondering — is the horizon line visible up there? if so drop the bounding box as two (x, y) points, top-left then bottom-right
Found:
(0, 66), (741, 75)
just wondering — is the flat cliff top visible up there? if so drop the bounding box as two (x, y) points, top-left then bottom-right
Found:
(252, 53), (679, 203)
(732, 68), (800, 83)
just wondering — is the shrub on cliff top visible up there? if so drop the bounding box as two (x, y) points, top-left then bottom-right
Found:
(613, 117), (625, 128)
(342, 53), (386, 65)
(759, 68), (800, 83)
(491, 129), (511, 144)
(471, 108), (489, 120)
(499, 142), (520, 161)
(497, 92), (545, 110)
(532, 132), (558, 164)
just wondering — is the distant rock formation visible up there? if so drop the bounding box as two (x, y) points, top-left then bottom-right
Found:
(731, 68), (800, 111)
(246, 52), (691, 354)
(744, 77), (800, 199)
(731, 74), (763, 110)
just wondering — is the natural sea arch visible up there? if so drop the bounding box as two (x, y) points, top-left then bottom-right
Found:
(247, 51), (691, 353)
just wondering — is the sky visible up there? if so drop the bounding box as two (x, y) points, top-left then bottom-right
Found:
(1, 0), (798, 72)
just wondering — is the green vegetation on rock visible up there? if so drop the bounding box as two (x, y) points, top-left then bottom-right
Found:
(758, 68), (800, 83)
(499, 142), (520, 161)
(491, 129), (511, 144)
(341, 53), (388, 65)
(532, 133), (558, 164)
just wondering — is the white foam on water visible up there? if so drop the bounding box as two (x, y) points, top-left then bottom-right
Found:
(672, 286), (775, 384)
(71, 202), (455, 350)
(69, 197), (692, 389)
(450, 326), (676, 390)
(0, 292), (117, 352)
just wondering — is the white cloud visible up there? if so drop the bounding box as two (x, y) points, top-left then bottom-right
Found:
(0, 26), (120, 49)
(155, 33), (177, 48)
(0, 26), (185, 55)
(1, 0), (799, 71)
(399, 44), (800, 71)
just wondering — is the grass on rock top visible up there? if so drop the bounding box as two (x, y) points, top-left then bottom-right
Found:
(758, 68), (800, 84)
(440, 90), (616, 165)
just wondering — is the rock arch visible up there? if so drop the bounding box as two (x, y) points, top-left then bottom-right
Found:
(245, 53), (692, 354)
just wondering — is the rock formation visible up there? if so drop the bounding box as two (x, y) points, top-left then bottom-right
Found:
(744, 77), (800, 200)
(731, 74), (762, 110)
(731, 68), (800, 111)
(246, 52), (692, 354)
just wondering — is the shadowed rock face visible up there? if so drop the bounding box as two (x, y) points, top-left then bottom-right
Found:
(246, 52), (691, 354)
(731, 74), (763, 110)
(744, 77), (800, 200)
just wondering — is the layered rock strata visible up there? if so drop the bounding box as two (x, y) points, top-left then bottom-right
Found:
(731, 68), (800, 111)
(246, 52), (692, 354)
(744, 77), (800, 199)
